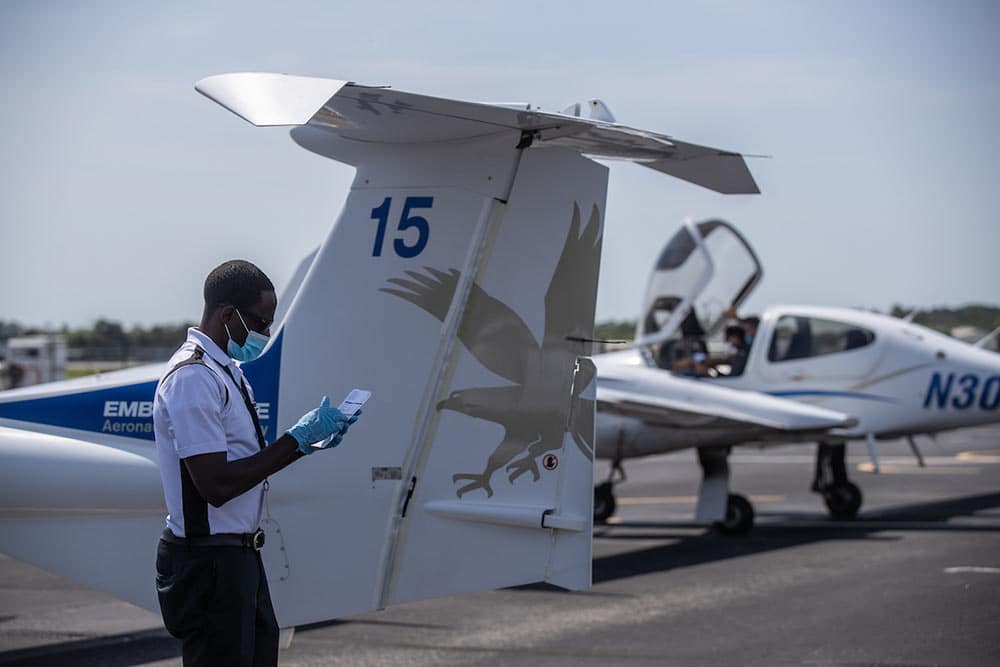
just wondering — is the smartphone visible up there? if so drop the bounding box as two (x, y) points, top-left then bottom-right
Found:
(313, 389), (371, 448)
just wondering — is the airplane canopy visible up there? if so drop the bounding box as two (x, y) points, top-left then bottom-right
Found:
(638, 219), (763, 346)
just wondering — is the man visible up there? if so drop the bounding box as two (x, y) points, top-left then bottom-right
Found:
(153, 260), (358, 666)
(739, 315), (760, 349)
(722, 307), (759, 340)
(723, 325), (749, 377)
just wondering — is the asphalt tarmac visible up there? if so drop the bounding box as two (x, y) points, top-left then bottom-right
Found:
(2, 425), (998, 666)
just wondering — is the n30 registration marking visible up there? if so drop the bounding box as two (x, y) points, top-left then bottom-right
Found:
(924, 372), (1000, 411)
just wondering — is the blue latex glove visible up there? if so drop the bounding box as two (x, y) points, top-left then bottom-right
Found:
(309, 409), (363, 453)
(286, 396), (358, 454)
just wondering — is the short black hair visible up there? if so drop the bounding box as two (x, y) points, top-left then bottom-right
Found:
(204, 260), (274, 311)
(725, 325), (745, 341)
(741, 316), (760, 330)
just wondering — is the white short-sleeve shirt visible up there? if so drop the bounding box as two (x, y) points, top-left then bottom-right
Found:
(153, 328), (265, 537)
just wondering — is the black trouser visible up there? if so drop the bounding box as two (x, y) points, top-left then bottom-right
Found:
(155, 536), (279, 667)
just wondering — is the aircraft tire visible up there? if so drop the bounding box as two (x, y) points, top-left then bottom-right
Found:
(594, 482), (616, 523)
(823, 482), (862, 519)
(715, 493), (754, 536)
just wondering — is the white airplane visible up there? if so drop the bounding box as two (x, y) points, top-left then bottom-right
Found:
(593, 218), (1000, 530)
(0, 73), (772, 629)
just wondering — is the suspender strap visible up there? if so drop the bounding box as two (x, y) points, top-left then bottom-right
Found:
(179, 460), (210, 538)
(163, 346), (217, 539)
(160, 346), (229, 406)
(163, 344), (264, 451)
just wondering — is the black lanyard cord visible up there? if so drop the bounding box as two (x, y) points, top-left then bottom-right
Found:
(219, 364), (267, 451)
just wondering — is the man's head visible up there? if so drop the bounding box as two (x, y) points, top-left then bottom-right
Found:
(741, 316), (760, 337)
(201, 260), (277, 352)
(725, 325), (746, 348)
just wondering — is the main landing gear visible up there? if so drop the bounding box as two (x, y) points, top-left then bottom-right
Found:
(812, 442), (863, 519)
(594, 459), (625, 523)
(697, 447), (754, 536)
(716, 493), (755, 536)
(592, 448), (756, 535)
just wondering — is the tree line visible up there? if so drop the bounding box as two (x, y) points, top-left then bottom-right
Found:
(1, 303), (997, 359)
(0, 319), (194, 360)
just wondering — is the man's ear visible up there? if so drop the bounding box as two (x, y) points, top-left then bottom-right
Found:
(218, 304), (236, 325)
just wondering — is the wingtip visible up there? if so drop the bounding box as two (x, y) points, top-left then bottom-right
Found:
(194, 72), (348, 127)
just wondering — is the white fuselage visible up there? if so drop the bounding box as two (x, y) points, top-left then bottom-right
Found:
(591, 306), (1000, 462)
(710, 306), (1000, 439)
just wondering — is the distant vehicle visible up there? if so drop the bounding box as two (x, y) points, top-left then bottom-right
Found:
(951, 324), (1000, 352)
(594, 219), (1000, 530)
(0, 73), (762, 630)
(0, 336), (66, 389)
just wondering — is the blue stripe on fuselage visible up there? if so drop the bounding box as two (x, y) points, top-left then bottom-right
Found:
(766, 389), (896, 404)
(0, 332), (283, 442)
(0, 380), (160, 439)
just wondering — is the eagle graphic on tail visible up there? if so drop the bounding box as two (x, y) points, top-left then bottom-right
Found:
(380, 203), (602, 498)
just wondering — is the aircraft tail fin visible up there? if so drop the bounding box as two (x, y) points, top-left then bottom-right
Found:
(236, 137), (606, 624)
(193, 74), (623, 624)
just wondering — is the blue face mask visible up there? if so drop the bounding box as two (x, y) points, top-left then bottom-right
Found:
(744, 333), (754, 346)
(225, 309), (269, 362)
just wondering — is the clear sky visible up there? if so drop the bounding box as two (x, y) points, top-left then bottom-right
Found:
(2, 0), (998, 329)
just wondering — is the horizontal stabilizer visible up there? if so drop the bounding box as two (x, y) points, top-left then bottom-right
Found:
(642, 141), (760, 195)
(196, 72), (760, 194)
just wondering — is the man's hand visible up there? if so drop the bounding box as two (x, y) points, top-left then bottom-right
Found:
(286, 396), (360, 455)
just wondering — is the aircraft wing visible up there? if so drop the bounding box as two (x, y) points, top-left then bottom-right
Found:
(594, 354), (855, 456)
(196, 72), (759, 194)
(598, 383), (851, 431)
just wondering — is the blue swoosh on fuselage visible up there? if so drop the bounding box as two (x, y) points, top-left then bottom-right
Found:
(766, 389), (897, 404)
(0, 332), (283, 442)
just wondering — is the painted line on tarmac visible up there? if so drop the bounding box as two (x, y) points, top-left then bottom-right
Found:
(617, 496), (698, 505)
(729, 453), (1000, 466)
(617, 495), (784, 505)
(957, 450), (1000, 463)
(761, 519), (1000, 530)
(856, 462), (980, 475)
(944, 566), (1000, 574)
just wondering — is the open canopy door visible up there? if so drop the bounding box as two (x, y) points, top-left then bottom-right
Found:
(636, 219), (762, 347)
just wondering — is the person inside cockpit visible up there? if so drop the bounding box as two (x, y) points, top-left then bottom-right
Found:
(722, 325), (749, 376)
(671, 349), (711, 377)
(740, 315), (759, 350)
